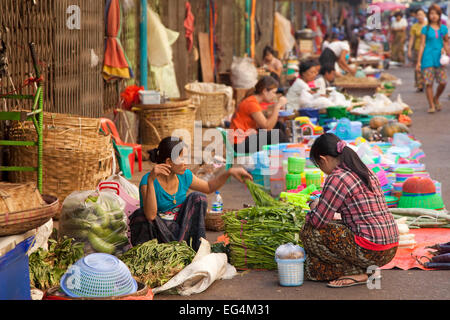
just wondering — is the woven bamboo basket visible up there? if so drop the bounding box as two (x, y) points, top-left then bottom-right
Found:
(8, 125), (113, 212)
(185, 83), (229, 127)
(0, 182), (45, 214)
(134, 103), (197, 147)
(0, 195), (59, 237)
(205, 209), (235, 232)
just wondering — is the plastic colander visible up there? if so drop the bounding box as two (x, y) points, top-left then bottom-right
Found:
(60, 253), (137, 298)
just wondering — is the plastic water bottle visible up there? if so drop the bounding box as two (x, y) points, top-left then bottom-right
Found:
(211, 191), (223, 213)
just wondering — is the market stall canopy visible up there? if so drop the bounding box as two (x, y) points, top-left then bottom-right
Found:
(370, 2), (407, 12)
(103, 0), (134, 81)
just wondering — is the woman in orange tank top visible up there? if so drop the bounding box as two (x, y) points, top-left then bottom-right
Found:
(230, 76), (289, 153)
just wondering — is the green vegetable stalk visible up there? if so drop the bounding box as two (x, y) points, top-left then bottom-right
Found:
(29, 236), (85, 291)
(119, 239), (196, 288)
(222, 205), (306, 270)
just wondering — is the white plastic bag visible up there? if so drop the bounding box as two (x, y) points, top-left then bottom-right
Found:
(105, 173), (140, 201)
(59, 190), (129, 256)
(440, 54), (450, 66)
(275, 243), (304, 259)
(231, 56), (258, 89)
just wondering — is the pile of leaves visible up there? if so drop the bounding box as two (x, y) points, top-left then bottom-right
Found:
(29, 236), (85, 290)
(119, 239), (196, 288)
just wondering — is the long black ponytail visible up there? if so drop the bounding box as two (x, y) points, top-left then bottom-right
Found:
(310, 133), (374, 191)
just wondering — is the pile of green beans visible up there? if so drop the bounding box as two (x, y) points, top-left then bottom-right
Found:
(119, 239), (196, 288)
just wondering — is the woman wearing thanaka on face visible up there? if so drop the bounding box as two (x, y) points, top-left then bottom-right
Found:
(129, 137), (252, 251)
(416, 4), (449, 113)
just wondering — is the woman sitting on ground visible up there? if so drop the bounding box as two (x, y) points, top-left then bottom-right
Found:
(129, 137), (252, 251)
(300, 133), (399, 288)
(314, 65), (336, 95)
(230, 76), (289, 153)
(285, 59), (319, 111)
(262, 45), (283, 81)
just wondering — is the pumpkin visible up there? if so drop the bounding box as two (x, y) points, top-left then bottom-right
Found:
(380, 121), (410, 138)
(369, 116), (389, 129)
(362, 126), (375, 141)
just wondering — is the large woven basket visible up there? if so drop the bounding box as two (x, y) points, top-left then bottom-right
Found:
(185, 83), (229, 127)
(134, 101), (197, 147)
(0, 182), (45, 214)
(8, 115), (113, 210)
(0, 194), (59, 237)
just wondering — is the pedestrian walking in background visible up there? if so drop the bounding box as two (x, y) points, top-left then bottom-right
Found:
(390, 11), (408, 64)
(408, 9), (427, 92)
(416, 4), (449, 113)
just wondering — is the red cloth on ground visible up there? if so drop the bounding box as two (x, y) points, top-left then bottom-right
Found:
(184, 1), (195, 52)
(381, 228), (450, 270)
(354, 235), (398, 251)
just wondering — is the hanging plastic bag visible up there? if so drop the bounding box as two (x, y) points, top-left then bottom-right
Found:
(59, 190), (129, 256)
(231, 56), (258, 89)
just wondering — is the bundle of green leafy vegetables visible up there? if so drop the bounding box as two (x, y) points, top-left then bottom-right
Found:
(119, 239), (196, 288)
(222, 180), (306, 270)
(29, 236), (85, 290)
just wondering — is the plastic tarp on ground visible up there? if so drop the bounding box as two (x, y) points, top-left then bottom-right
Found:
(381, 228), (450, 270)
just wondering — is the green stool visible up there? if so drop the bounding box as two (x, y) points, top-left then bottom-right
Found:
(114, 143), (134, 179)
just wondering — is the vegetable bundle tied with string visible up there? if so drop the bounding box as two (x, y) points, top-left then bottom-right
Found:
(222, 180), (305, 270)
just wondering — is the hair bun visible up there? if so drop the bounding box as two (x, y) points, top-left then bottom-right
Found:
(148, 148), (158, 163)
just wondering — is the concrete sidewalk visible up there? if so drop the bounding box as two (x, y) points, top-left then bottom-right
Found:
(131, 66), (450, 300)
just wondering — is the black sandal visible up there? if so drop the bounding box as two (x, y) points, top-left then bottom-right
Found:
(327, 277), (368, 288)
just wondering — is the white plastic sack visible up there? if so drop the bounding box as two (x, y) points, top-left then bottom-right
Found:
(231, 57), (258, 89)
(28, 219), (53, 255)
(152, 238), (237, 296)
(105, 173), (140, 201)
(440, 54), (450, 66)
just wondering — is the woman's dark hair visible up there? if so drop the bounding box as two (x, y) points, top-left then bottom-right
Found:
(244, 75), (279, 99)
(427, 3), (442, 26)
(349, 36), (359, 58)
(319, 64), (335, 75)
(299, 59), (318, 76)
(416, 8), (425, 15)
(263, 45), (277, 58)
(394, 11), (403, 18)
(310, 133), (374, 191)
(148, 136), (186, 164)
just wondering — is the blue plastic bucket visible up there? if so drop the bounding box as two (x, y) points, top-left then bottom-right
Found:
(0, 236), (35, 300)
(275, 247), (306, 286)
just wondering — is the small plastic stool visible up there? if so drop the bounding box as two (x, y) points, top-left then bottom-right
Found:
(114, 144), (134, 179)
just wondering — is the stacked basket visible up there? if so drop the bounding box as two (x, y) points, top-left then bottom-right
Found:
(0, 182), (59, 236)
(185, 83), (231, 127)
(398, 177), (445, 210)
(8, 112), (113, 213)
(133, 99), (197, 151)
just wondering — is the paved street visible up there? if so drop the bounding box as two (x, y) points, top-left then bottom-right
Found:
(131, 65), (450, 300)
